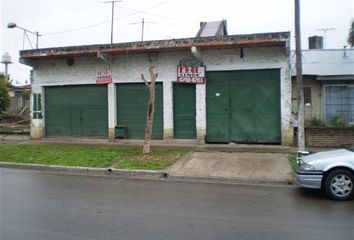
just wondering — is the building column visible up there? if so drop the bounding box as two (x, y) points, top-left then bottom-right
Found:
(196, 83), (206, 142)
(108, 83), (117, 141)
(163, 80), (173, 139)
(30, 85), (45, 139)
(281, 65), (294, 145)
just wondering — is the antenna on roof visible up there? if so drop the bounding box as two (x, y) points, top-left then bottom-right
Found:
(104, 0), (123, 44)
(130, 18), (156, 42)
(317, 28), (335, 48)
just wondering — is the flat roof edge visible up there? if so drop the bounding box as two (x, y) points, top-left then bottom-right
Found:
(20, 31), (290, 60)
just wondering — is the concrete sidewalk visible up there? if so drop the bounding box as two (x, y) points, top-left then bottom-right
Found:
(0, 134), (292, 152)
(166, 152), (293, 184)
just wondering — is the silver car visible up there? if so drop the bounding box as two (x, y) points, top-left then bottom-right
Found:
(295, 148), (354, 200)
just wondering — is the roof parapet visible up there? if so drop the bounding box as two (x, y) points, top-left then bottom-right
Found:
(20, 32), (290, 62)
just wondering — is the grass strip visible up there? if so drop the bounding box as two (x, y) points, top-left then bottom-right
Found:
(0, 144), (188, 170)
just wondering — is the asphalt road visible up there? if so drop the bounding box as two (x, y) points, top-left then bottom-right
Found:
(0, 168), (353, 240)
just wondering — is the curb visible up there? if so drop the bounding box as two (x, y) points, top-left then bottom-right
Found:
(165, 175), (295, 186)
(0, 162), (166, 179)
(0, 162), (295, 186)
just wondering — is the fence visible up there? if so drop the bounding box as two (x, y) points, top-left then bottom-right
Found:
(6, 93), (30, 116)
(306, 127), (354, 147)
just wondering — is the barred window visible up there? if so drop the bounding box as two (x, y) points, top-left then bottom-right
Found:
(325, 85), (354, 125)
(33, 94), (42, 119)
(303, 87), (312, 106)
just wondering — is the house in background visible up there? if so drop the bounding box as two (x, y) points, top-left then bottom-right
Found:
(6, 84), (31, 116)
(19, 21), (293, 145)
(291, 36), (354, 126)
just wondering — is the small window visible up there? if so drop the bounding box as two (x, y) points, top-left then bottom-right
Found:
(303, 87), (312, 106)
(33, 94), (42, 119)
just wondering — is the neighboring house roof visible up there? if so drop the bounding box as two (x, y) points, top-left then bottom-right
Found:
(195, 20), (228, 37)
(20, 32), (290, 63)
(9, 84), (31, 90)
(291, 48), (354, 79)
(18, 84), (32, 90)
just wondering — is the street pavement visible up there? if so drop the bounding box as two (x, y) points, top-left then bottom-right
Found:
(0, 168), (353, 240)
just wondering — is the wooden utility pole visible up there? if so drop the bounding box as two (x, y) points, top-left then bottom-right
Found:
(141, 65), (158, 154)
(295, 0), (305, 151)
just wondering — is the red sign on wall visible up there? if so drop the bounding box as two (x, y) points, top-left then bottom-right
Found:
(177, 65), (206, 84)
(96, 70), (112, 84)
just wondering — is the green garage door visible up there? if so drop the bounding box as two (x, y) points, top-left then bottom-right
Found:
(173, 84), (196, 139)
(117, 83), (163, 139)
(45, 85), (108, 138)
(206, 69), (280, 143)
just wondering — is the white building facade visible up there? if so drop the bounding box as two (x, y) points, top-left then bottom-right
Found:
(22, 32), (293, 145)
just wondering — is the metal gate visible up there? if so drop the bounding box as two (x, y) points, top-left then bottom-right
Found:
(116, 83), (163, 139)
(173, 84), (196, 139)
(206, 69), (281, 143)
(45, 85), (108, 138)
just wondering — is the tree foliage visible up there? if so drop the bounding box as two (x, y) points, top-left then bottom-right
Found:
(349, 19), (354, 47)
(0, 73), (11, 113)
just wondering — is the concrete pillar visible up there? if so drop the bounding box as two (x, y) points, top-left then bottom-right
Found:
(30, 120), (44, 139)
(30, 87), (45, 140)
(280, 63), (294, 146)
(163, 80), (173, 139)
(107, 83), (117, 141)
(196, 83), (206, 141)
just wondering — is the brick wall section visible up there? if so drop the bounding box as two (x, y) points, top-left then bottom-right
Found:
(306, 127), (354, 147)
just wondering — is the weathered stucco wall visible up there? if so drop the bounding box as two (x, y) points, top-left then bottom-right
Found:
(292, 78), (322, 123)
(31, 46), (292, 144)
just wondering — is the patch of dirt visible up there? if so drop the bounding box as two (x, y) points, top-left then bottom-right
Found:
(0, 113), (29, 124)
(135, 152), (184, 164)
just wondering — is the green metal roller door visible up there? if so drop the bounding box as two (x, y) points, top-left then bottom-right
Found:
(173, 84), (196, 139)
(45, 85), (108, 138)
(206, 69), (281, 143)
(117, 83), (163, 139)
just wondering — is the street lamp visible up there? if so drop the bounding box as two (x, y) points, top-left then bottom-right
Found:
(7, 22), (40, 49)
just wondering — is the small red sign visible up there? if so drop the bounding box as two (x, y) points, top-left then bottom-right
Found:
(177, 65), (206, 84)
(96, 70), (112, 84)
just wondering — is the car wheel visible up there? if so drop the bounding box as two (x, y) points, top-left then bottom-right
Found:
(324, 169), (354, 200)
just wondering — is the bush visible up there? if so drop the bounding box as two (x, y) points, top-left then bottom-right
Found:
(0, 73), (10, 113)
(331, 114), (345, 127)
(308, 117), (326, 127)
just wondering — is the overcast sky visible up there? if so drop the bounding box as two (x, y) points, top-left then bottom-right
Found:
(1, 0), (353, 85)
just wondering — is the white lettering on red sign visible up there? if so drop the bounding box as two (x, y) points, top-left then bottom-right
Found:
(96, 70), (112, 84)
(177, 66), (206, 84)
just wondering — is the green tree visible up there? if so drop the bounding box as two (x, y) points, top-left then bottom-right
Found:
(0, 73), (10, 113)
(349, 19), (354, 47)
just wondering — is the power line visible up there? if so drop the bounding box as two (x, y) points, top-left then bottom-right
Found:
(130, 18), (157, 41)
(119, 5), (193, 24)
(41, 21), (110, 36)
(41, 0), (171, 36)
